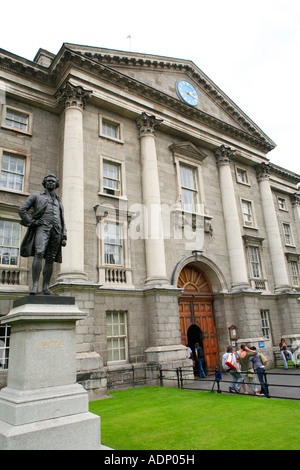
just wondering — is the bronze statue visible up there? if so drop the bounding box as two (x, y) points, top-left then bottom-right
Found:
(18, 174), (67, 295)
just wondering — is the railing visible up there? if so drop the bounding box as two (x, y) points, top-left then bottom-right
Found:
(0, 267), (28, 286)
(105, 267), (127, 284)
(104, 364), (300, 401)
(106, 364), (162, 389)
(177, 366), (300, 401)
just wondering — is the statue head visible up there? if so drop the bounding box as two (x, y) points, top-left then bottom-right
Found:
(42, 174), (59, 189)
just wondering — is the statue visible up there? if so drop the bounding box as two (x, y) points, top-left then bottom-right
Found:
(18, 174), (67, 295)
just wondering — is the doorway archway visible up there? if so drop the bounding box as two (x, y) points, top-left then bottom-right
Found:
(178, 264), (219, 372)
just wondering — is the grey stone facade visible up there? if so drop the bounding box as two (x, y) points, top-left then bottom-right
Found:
(0, 43), (299, 398)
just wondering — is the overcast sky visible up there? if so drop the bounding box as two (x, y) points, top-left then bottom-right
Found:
(1, 0), (300, 174)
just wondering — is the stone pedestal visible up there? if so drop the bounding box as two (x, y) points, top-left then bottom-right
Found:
(0, 296), (101, 450)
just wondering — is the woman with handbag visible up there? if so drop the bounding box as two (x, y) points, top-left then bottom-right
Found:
(222, 346), (244, 393)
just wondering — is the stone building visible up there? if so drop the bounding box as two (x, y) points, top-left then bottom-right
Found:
(0, 43), (299, 398)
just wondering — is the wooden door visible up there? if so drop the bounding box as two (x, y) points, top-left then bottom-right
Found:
(178, 265), (219, 371)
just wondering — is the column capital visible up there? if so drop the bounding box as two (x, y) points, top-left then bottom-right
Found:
(255, 162), (271, 182)
(136, 112), (163, 138)
(214, 145), (236, 165)
(291, 192), (300, 207)
(57, 82), (92, 110)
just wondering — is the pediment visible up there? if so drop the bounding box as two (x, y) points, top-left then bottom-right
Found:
(169, 142), (207, 162)
(63, 43), (275, 149)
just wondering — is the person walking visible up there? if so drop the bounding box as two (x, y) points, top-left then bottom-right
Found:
(249, 346), (269, 397)
(194, 343), (206, 378)
(222, 346), (243, 393)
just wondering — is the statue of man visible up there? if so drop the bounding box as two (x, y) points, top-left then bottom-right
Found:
(18, 174), (67, 295)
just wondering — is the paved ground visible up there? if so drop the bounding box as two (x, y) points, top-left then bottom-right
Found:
(183, 367), (300, 400)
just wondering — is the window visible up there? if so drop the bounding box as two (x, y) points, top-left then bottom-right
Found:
(0, 325), (11, 370)
(249, 246), (261, 278)
(260, 310), (270, 339)
(99, 156), (125, 198)
(1, 105), (32, 135)
(0, 220), (20, 266)
(241, 199), (254, 227)
(106, 311), (127, 362)
(278, 197), (287, 211)
(103, 160), (121, 196)
(0, 151), (25, 192)
(290, 261), (299, 287)
(236, 167), (249, 185)
(99, 115), (123, 143)
(180, 164), (198, 212)
(283, 223), (294, 246)
(104, 222), (122, 265)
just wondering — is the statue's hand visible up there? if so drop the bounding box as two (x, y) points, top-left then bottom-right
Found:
(61, 239), (67, 247)
(31, 219), (43, 227)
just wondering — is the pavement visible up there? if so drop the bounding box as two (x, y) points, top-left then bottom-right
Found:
(183, 367), (300, 400)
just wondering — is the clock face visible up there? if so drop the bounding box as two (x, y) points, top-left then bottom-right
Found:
(176, 80), (199, 106)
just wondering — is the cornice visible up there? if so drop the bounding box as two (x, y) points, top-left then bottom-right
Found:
(255, 162), (300, 185)
(0, 46), (275, 152)
(56, 49), (274, 152)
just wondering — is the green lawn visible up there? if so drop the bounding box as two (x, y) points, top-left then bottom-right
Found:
(89, 386), (300, 450)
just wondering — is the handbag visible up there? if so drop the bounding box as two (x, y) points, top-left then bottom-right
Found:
(259, 353), (267, 365)
(225, 353), (236, 370)
(247, 368), (254, 379)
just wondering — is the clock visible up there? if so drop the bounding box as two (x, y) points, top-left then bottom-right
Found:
(176, 80), (199, 107)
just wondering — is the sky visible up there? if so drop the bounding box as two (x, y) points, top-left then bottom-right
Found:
(1, 0), (300, 174)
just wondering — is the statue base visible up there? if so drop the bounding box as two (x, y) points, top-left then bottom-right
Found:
(0, 296), (101, 450)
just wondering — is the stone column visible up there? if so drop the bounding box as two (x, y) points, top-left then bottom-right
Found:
(57, 83), (92, 282)
(136, 112), (168, 286)
(256, 163), (290, 293)
(292, 191), (300, 237)
(214, 145), (250, 291)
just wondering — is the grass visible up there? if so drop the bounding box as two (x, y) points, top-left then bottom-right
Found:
(89, 386), (300, 450)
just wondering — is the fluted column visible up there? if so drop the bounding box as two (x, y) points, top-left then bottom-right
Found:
(256, 163), (290, 293)
(214, 145), (250, 291)
(57, 82), (92, 282)
(136, 112), (168, 286)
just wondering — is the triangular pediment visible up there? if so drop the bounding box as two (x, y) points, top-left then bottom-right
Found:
(62, 43), (275, 150)
(169, 142), (207, 162)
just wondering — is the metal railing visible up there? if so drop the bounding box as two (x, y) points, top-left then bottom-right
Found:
(104, 364), (300, 401)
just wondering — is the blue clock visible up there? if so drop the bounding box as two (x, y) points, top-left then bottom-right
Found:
(176, 80), (199, 107)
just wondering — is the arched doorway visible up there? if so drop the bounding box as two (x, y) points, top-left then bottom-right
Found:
(178, 264), (219, 372)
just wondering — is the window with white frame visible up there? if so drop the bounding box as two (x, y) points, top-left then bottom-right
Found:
(103, 160), (121, 196)
(99, 115), (123, 143)
(283, 223), (294, 246)
(241, 199), (254, 227)
(0, 219), (21, 266)
(249, 246), (262, 278)
(0, 324), (11, 370)
(290, 260), (300, 287)
(104, 221), (122, 265)
(260, 310), (270, 339)
(0, 151), (26, 192)
(236, 167), (249, 185)
(106, 311), (128, 362)
(1, 105), (32, 135)
(278, 197), (287, 211)
(99, 156), (125, 198)
(179, 163), (199, 213)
